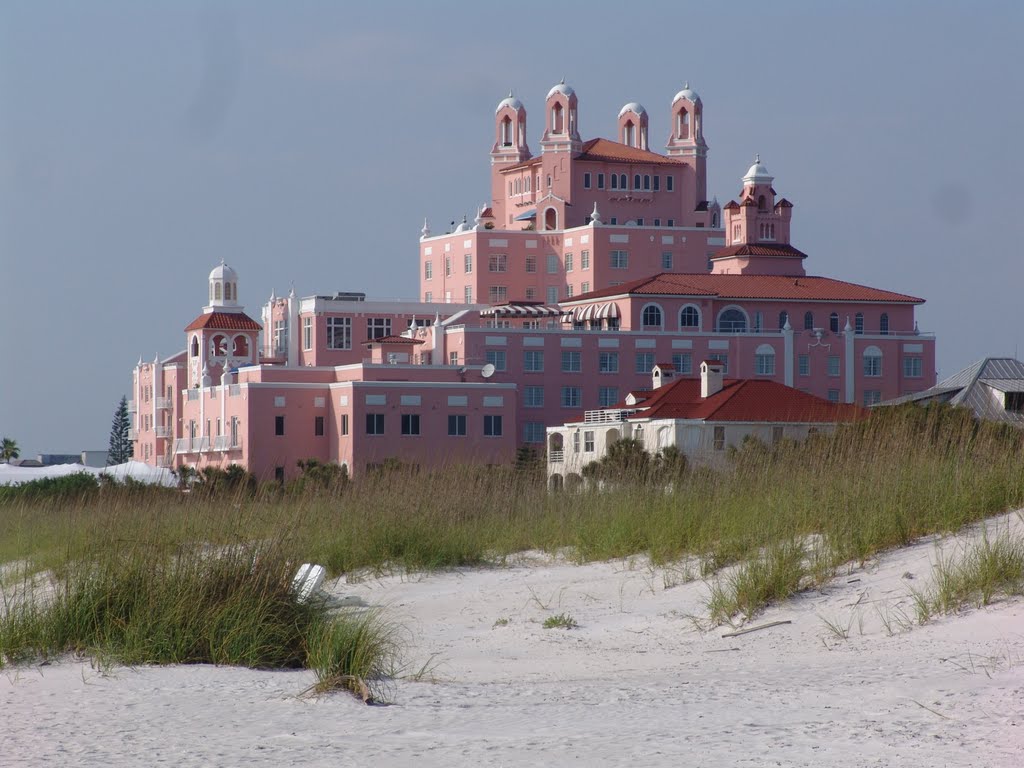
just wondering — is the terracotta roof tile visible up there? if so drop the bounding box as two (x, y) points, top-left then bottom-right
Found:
(711, 243), (808, 260)
(363, 335), (425, 345)
(562, 272), (924, 304)
(184, 311), (262, 332)
(575, 138), (685, 166)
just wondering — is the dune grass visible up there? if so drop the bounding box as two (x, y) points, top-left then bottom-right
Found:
(2, 403), (1023, 649)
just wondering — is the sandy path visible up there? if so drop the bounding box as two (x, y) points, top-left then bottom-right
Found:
(3, 515), (1023, 767)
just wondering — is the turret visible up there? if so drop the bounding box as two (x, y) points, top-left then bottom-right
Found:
(618, 102), (648, 150)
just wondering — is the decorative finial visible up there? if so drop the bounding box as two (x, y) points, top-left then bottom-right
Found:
(844, 316), (852, 333)
(684, 81), (689, 89)
(783, 317), (792, 332)
(421, 217), (431, 239)
(755, 153), (760, 164)
(590, 201), (602, 226)
(508, 89), (514, 98)
(270, 288), (276, 301)
(288, 282), (295, 298)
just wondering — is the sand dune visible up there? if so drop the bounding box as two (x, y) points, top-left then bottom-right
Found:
(3, 514), (1023, 767)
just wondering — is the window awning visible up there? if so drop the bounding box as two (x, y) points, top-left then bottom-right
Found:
(596, 302), (620, 319)
(480, 303), (562, 318)
(513, 209), (537, 221)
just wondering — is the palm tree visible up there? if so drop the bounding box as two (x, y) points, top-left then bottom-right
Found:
(1, 437), (20, 463)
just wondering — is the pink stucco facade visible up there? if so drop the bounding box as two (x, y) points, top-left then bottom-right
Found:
(130, 80), (936, 479)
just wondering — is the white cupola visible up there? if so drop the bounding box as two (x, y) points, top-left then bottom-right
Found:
(742, 155), (774, 185)
(207, 260), (241, 312)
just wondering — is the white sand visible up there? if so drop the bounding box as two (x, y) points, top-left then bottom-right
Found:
(3, 514), (1023, 767)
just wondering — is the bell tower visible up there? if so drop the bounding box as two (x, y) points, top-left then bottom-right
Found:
(665, 83), (708, 210)
(617, 103), (648, 150)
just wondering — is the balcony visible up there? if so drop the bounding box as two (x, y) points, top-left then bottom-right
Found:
(174, 438), (191, 454)
(129, 429), (139, 440)
(549, 449), (564, 463)
(583, 409), (633, 424)
(156, 397), (171, 410)
(193, 437), (210, 453)
(213, 436), (232, 451)
(127, 399), (137, 413)
(154, 426), (170, 438)
(155, 456), (170, 467)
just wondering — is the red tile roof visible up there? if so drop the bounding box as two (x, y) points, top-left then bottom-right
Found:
(500, 157), (543, 173)
(562, 272), (924, 304)
(575, 138), (685, 166)
(711, 243), (808, 260)
(620, 378), (868, 423)
(184, 311), (262, 332)
(363, 335), (425, 345)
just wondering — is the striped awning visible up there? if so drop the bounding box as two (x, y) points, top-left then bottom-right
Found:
(480, 303), (563, 318)
(596, 302), (620, 319)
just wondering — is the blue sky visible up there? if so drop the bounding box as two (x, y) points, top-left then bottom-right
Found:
(2, 0), (1022, 457)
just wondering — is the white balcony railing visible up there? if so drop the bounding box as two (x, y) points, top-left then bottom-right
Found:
(549, 450), (564, 463)
(154, 426), (170, 438)
(155, 456), (170, 467)
(174, 438), (191, 454)
(155, 397), (171, 409)
(193, 437), (210, 453)
(127, 399), (137, 412)
(583, 409), (633, 424)
(129, 429), (139, 440)
(213, 436), (232, 451)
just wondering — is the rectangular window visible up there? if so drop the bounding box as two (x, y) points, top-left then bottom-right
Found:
(488, 286), (508, 303)
(547, 286), (559, 304)
(275, 415), (285, 436)
(367, 318), (391, 340)
(523, 385), (545, 408)
(565, 253), (574, 272)
(302, 317), (312, 351)
(327, 317), (351, 350)
(524, 350), (544, 372)
(483, 414), (503, 437)
(523, 422), (545, 443)
(546, 254), (559, 274)
(424, 261), (434, 280)
(654, 219), (661, 227)
(713, 425), (725, 450)
(445, 256), (451, 277)
(489, 253), (508, 272)
(525, 287), (536, 300)
(561, 386), (581, 408)
(598, 386), (619, 407)
(486, 349), (507, 371)
(903, 356), (923, 378)
(708, 353), (729, 374)
(401, 413), (420, 436)
(561, 350), (582, 372)
(448, 414), (467, 436)
(635, 352), (655, 374)
(273, 319), (288, 356)
(449, 351), (459, 365)
(581, 250), (590, 270)
(863, 390), (882, 406)
(584, 431), (595, 452)
(827, 355), (841, 377)
(597, 173), (605, 189)
(755, 352), (775, 376)
(672, 353), (692, 375)
(609, 217), (617, 225)
(827, 389), (840, 403)
(341, 414), (349, 435)
(464, 286), (473, 303)
(610, 250), (628, 269)
(599, 351), (619, 373)
(565, 284), (574, 298)
(314, 416), (324, 436)
(464, 253), (472, 273)
(667, 219), (674, 227)
(661, 252), (673, 270)
(666, 175), (674, 192)
(525, 255), (537, 273)
(864, 355), (882, 377)
(583, 172), (591, 189)
(636, 218), (644, 226)
(581, 282), (590, 293)
(573, 431), (580, 453)
(424, 292), (433, 303)
(366, 413), (384, 435)
(798, 355), (810, 377)
(653, 175), (660, 191)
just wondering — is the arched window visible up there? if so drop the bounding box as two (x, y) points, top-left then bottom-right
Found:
(855, 312), (864, 335)
(804, 311), (814, 330)
(544, 207), (558, 231)
(880, 313), (889, 335)
(547, 175), (552, 189)
(526, 176), (531, 192)
(712, 212), (719, 228)
(212, 335), (228, 357)
(610, 174), (618, 190)
(232, 335), (250, 358)
(214, 282), (222, 301)
(633, 174), (641, 190)
(619, 174), (627, 189)
(679, 305), (700, 329)
(755, 344), (776, 376)
(501, 116), (512, 146)
(758, 195), (766, 211)
(863, 346), (883, 377)
(643, 175), (651, 190)
(551, 103), (563, 133)
(717, 307), (748, 333)
(190, 336), (199, 358)
(623, 121), (635, 146)
(677, 108), (690, 139)
(778, 311), (789, 330)
(641, 303), (663, 329)
(209, 283), (215, 302)
(829, 312), (839, 333)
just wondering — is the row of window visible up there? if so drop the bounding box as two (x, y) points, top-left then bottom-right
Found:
(273, 412), (504, 438)
(784, 310), (891, 335)
(582, 172), (674, 193)
(299, 317), (391, 353)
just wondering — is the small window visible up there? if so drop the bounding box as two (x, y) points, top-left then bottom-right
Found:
(643, 175), (651, 191)
(275, 415), (285, 436)
(903, 356), (923, 378)
(401, 414), (420, 436)
(855, 312), (864, 335)
(804, 311), (814, 331)
(679, 306), (699, 328)
(829, 313), (840, 333)
(828, 355), (841, 377)
(483, 415), (503, 437)
(779, 311), (789, 330)
(597, 173), (605, 189)
(561, 386), (581, 408)
(314, 416), (324, 436)
(341, 414), (349, 436)
(611, 174), (618, 190)
(798, 355), (810, 377)
(1005, 392), (1024, 412)
(561, 351), (581, 372)
(598, 386), (619, 407)
(633, 174), (641, 190)
(713, 426), (725, 451)
(486, 349), (507, 371)
(635, 352), (655, 374)
(448, 414), (467, 436)
(598, 352), (619, 373)
(666, 176), (674, 192)
(672, 353), (692, 375)
(523, 385), (545, 407)
(302, 317), (313, 351)
(581, 250), (590, 269)
(584, 431), (595, 452)
(424, 261), (433, 280)
(880, 313), (890, 335)
(610, 250), (628, 269)
(583, 172), (591, 189)
(366, 413), (385, 435)
(524, 350), (544, 372)
(653, 175), (660, 191)
(754, 345), (776, 376)
(827, 389), (840, 403)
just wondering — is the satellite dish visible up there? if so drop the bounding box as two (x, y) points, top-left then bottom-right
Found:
(481, 363), (496, 379)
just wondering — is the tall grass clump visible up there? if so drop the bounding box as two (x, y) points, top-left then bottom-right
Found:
(706, 539), (807, 624)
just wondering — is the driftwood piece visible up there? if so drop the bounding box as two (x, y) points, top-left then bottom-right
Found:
(721, 619), (792, 638)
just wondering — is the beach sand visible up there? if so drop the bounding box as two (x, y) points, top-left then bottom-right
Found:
(3, 514), (1023, 767)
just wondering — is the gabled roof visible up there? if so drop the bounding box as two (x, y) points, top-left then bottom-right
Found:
(880, 357), (1024, 425)
(560, 272), (925, 304)
(184, 311), (262, 332)
(575, 138), (686, 166)
(616, 378), (867, 424)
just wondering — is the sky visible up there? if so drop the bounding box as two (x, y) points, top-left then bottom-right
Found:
(2, 0), (1022, 458)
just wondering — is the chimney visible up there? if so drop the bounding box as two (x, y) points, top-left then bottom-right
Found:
(652, 363), (676, 390)
(700, 360), (724, 398)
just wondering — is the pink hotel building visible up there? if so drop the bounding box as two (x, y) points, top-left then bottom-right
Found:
(130, 81), (935, 480)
